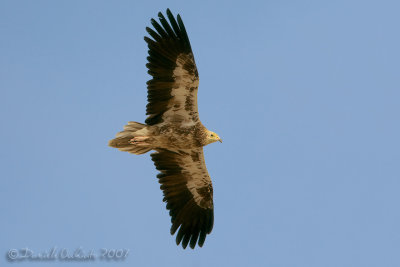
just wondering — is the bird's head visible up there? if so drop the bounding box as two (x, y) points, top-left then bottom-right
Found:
(206, 130), (222, 145)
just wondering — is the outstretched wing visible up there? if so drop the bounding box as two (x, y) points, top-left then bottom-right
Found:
(151, 148), (214, 249)
(145, 9), (200, 126)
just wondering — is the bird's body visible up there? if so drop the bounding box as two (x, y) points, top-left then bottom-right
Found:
(109, 9), (221, 249)
(155, 123), (208, 148)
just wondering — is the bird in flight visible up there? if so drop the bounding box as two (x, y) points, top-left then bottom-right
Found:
(109, 9), (222, 249)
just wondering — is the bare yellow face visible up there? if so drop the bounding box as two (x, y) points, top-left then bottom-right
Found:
(206, 130), (222, 144)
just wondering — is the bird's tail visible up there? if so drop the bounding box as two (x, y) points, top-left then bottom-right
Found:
(108, 121), (152, 155)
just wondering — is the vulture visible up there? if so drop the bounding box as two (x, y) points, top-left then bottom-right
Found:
(109, 9), (221, 249)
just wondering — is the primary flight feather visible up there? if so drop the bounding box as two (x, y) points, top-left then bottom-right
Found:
(109, 9), (221, 249)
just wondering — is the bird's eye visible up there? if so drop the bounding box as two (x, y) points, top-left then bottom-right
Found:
(211, 134), (214, 137)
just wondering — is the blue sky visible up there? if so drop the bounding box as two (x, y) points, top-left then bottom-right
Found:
(1, 0), (400, 266)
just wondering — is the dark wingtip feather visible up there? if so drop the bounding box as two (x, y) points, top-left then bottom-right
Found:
(189, 231), (200, 249)
(198, 231), (207, 247)
(176, 14), (191, 48)
(166, 8), (173, 18)
(182, 232), (191, 249)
